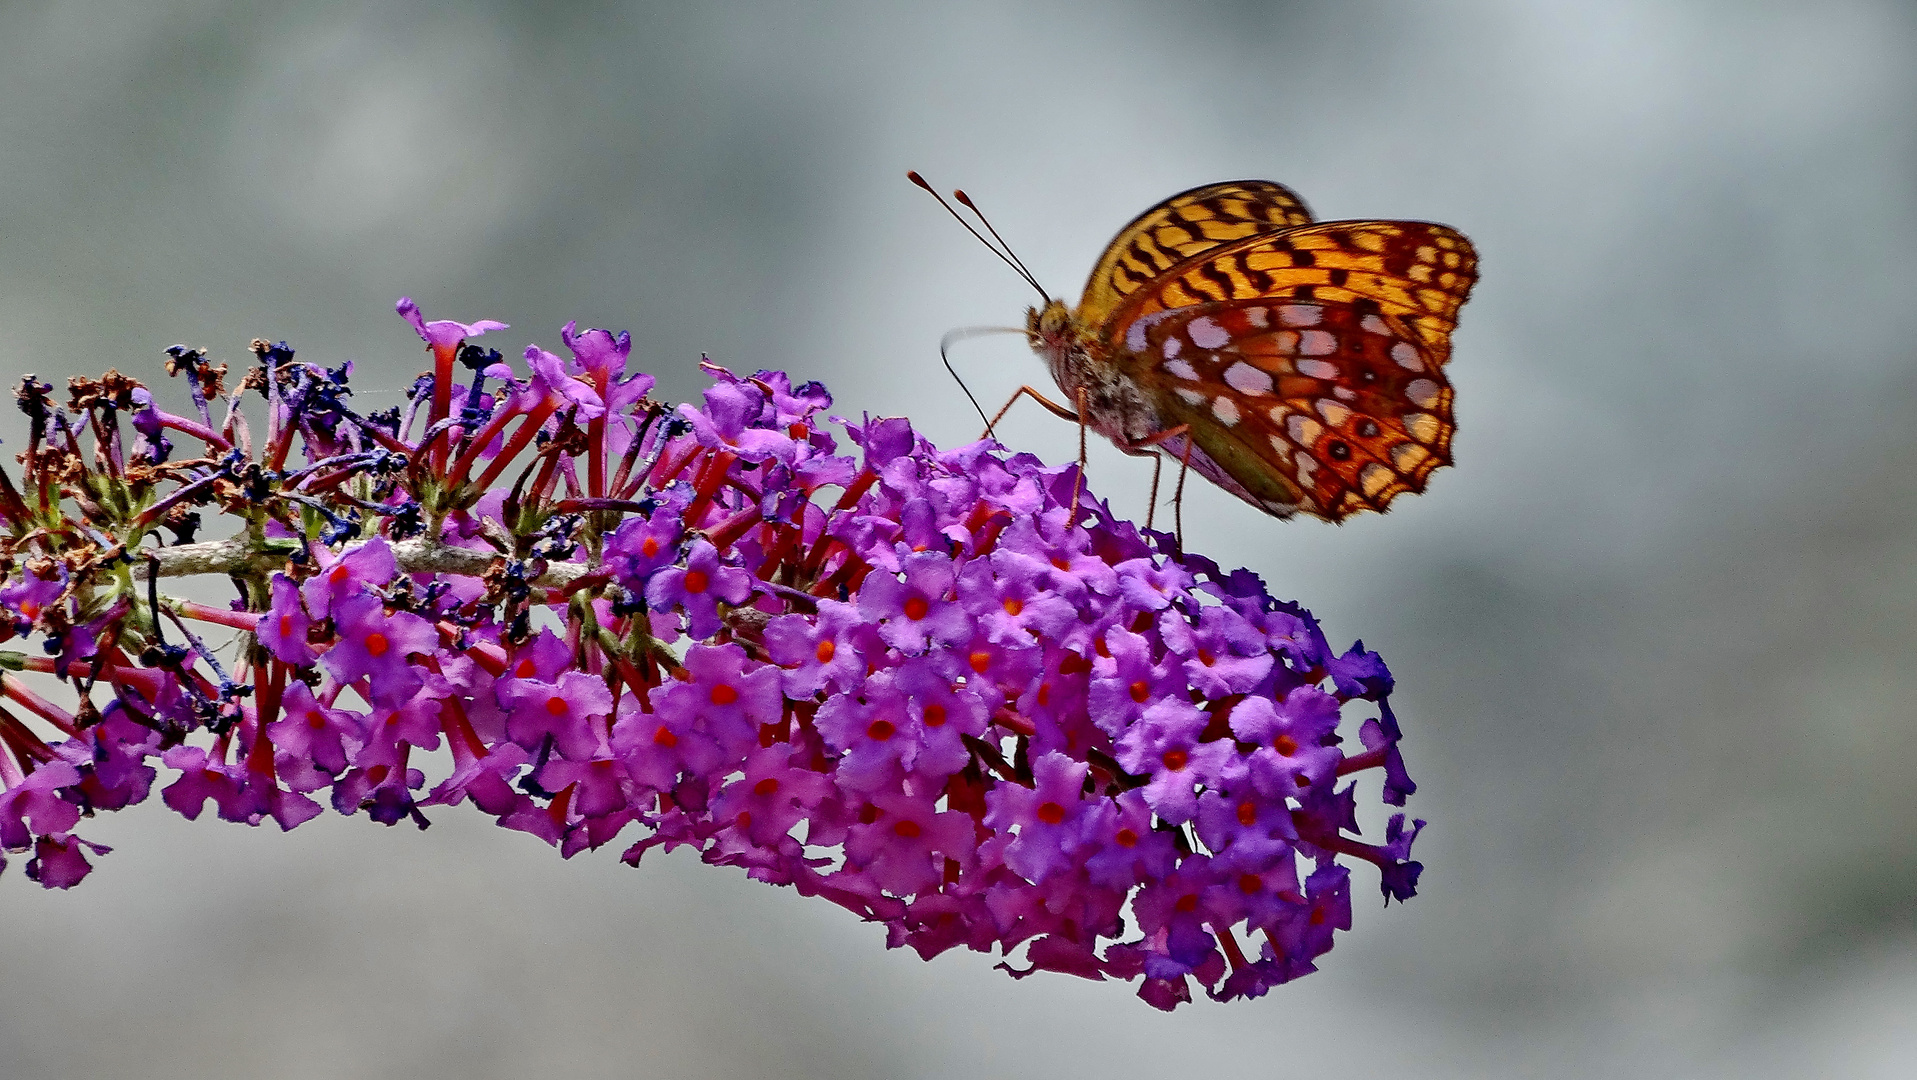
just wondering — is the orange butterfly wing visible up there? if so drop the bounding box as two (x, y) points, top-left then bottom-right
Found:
(1094, 219), (1478, 369)
(1076, 180), (1316, 327)
(1124, 300), (1454, 520)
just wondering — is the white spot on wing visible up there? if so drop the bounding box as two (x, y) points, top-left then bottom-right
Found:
(1211, 397), (1240, 426)
(1273, 330), (1300, 355)
(1361, 314), (1391, 336)
(1299, 330), (1337, 356)
(1298, 359), (1338, 380)
(1391, 342), (1424, 371)
(1164, 358), (1200, 381)
(1287, 414), (1323, 446)
(1266, 435), (1292, 461)
(1278, 304), (1321, 327)
(1359, 463), (1393, 497)
(1316, 399), (1352, 428)
(1175, 387), (1207, 406)
(1390, 442), (1431, 472)
(1162, 336), (1182, 359)
(1296, 455), (1318, 489)
(1188, 316), (1230, 350)
(1244, 307), (1269, 329)
(1406, 378), (1441, 408)
(1403, 412), (1440, 444)
(1124, 310), (1178, 353)
(1223, 362), (1274, 396)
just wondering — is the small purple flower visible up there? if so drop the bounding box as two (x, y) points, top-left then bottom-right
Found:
(24, 833), (108, 889)
(762, 599), (874, 698)
(857, 551), (970, 655)
(264, 680), (364, 783)
(654, 642), (782, 759)
(1087, 626), (1183, 737)
(959, 550), (1079, 647)
(257, 575), (318, 665)
(711, 745), (836, 849)
(1194, 789), (1298, 874)
(302, 537), (398, 619)
(679, 376), (798, 464)
(646, 539), (752, 640)
(1229, 688), (1344, 800)
(0, 762), (83, 849)
(499, 670), (614, 761)
(320, 593), (440, 707)
(1113, 698), (1237, 826)
(396, 297), (508, 350)
(843, 789), (976, 897)
(983, 751), (1092, 884)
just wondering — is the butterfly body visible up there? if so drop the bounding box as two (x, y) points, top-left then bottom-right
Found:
(1024, 180), (1477, 522)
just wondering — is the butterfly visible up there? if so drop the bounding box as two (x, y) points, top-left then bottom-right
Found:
(922, 176), (1477, 523)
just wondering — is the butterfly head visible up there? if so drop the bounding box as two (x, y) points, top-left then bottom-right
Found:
(1025, 299), (1078, 357)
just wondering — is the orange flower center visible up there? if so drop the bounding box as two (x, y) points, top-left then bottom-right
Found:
(752, 777), (781, 797)
(1129, 680), (1150, 703)
(1036, 802), (1065, 825)
(1274, 734), (1298, 757)
(1161, 748), (1189, 772)
(1002, 597), (1023, 616)
(922, 703), (947, 727)
(544, 696), (568, 716)
(815, 639), (836, 663)
(652, 725), (677, 748)
(683, 569), (709, 594)
(709, 684), (739, 706)
(892, 819), (922, 839)
(903, 596), (929, 621)
(364, 632), (389, 657)
(866, 718), (896, 741)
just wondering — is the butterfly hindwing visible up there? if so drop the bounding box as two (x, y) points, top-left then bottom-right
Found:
(1100, 220), (1478, 371)
(1125, 299), (1455, 521)
(1077, 181), (1315, 327)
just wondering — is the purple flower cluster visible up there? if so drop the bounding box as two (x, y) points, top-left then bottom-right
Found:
(0, 300), (1424, 1008)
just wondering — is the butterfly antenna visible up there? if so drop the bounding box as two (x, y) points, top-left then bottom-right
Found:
(952, 188), (1048, 303)
(908, 171), (1049, 303)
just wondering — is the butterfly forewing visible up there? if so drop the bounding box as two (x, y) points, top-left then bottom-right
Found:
(1100, 220), (1478, 370)
(1077, 181), (1315, 327)
(1126, 299), (1455, 521)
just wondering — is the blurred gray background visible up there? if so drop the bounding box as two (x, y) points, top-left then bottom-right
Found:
(2, 1), (1914, 1077)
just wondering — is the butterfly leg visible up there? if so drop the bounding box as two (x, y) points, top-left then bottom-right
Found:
(1115, 424), (1193, 545)
(1069, 386), (1091, 522)
(1145, 454), (1162, 532)
(983, 385), (1080, 440)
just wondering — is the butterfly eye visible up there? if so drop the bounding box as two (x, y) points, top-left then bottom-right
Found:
(1327, 441), (1352, 461)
